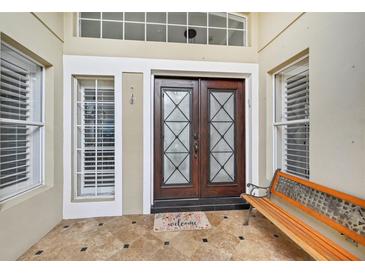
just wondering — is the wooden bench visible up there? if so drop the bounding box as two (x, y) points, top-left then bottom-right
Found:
(241, 169), (365, 261)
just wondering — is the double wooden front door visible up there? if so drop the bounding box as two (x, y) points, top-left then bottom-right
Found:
(154, 78), (245, 200)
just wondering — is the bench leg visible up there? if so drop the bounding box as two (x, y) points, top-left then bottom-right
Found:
(243, 205), (253, 226)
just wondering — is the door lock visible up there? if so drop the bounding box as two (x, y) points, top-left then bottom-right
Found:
(193, 141), (199, 158)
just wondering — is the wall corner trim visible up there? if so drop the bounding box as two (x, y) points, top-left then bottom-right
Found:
(258, 12), (306, 53)
(31, 12), (64, 43)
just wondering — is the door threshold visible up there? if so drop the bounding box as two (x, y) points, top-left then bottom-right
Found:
(151, 197), (249, 213)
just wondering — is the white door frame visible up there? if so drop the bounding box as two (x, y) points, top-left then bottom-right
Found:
(63, 55), (259, 218)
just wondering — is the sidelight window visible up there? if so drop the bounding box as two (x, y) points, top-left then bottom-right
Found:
(73, 77), (115, 199)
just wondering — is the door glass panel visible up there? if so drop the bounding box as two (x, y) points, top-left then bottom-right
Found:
(209, 90), (235, 183)
(162, 88), (191, 185)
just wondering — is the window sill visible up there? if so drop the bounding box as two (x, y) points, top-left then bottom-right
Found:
(71, 196), (115, 203)
(0, 184), (53, 213)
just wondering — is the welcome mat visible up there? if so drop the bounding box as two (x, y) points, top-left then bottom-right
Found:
(153, 211), (211, 232)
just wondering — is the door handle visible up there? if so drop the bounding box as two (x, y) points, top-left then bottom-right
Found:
(193, 141), (199, 158)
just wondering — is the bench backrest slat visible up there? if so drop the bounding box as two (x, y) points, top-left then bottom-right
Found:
(270, 170), (365, 246)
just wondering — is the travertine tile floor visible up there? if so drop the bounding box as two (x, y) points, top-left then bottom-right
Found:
(19, 210), (313, 261)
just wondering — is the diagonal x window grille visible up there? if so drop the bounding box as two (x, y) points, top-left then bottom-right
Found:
(162, 88), (191, 185)
(209, 90), (235, 183)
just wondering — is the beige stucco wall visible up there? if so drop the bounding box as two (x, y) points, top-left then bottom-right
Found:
(63, 12), (259, 63)
(257, 12), (303, 51)
(258, 13), (365, 198)
(122, 73), (143, 214)
(33, 12), (64, 42)
(0, 12), (63, 260)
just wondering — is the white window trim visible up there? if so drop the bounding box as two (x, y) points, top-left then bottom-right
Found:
(76, 12), (248, 47)
(272, 54), (309, 177)
(0, 42), (46, 209)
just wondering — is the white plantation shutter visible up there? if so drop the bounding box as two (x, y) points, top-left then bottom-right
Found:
(0, 43), (43, 201)
(274, 57), (309, 179)
(75, 78), (115, 198)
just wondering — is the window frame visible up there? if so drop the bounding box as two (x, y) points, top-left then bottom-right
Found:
(76, 12), (248, 47)
(272, 54), (309, 179)
(72, 76), (115, 201)
(0, 42), (45, 203)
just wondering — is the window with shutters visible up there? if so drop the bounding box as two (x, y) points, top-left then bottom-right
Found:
(273, 56), (309, 179)
(0, 42), (44, 202)
(73, 77), (115, 199)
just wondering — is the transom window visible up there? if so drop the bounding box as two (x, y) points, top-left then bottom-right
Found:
(0, 42), (44, 202)
(78, 12), (247, 47)
(273, 56), (309, 179)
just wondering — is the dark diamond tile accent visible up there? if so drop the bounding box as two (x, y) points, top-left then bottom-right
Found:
(63, 225), (69, 228)
(132, 221), (136, 224)
(273, 234), (279, 238)
(80, 247), (87, 252)
(124, 244), (129, 249)
(98, 223), (103, 226)
(202, 238), (208, 243)
(35, 250), (43, 255)
(164, 241), (169, 246)
(224, 216), (228, 219)
(239, 236), (245, 240)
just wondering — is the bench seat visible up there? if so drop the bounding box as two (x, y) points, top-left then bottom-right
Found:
(242, 194), (358, 260)
(241, 170), (365, 261)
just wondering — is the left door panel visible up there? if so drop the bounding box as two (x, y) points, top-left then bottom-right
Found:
(154, 78), (199, 199)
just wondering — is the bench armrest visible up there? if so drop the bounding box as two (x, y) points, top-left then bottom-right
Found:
(246, 183), (271, 197)
(246, 170), (281, 197)
(246, 183), (271, 189)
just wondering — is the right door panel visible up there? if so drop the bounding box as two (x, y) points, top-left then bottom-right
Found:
(200, 79), (245, 197)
